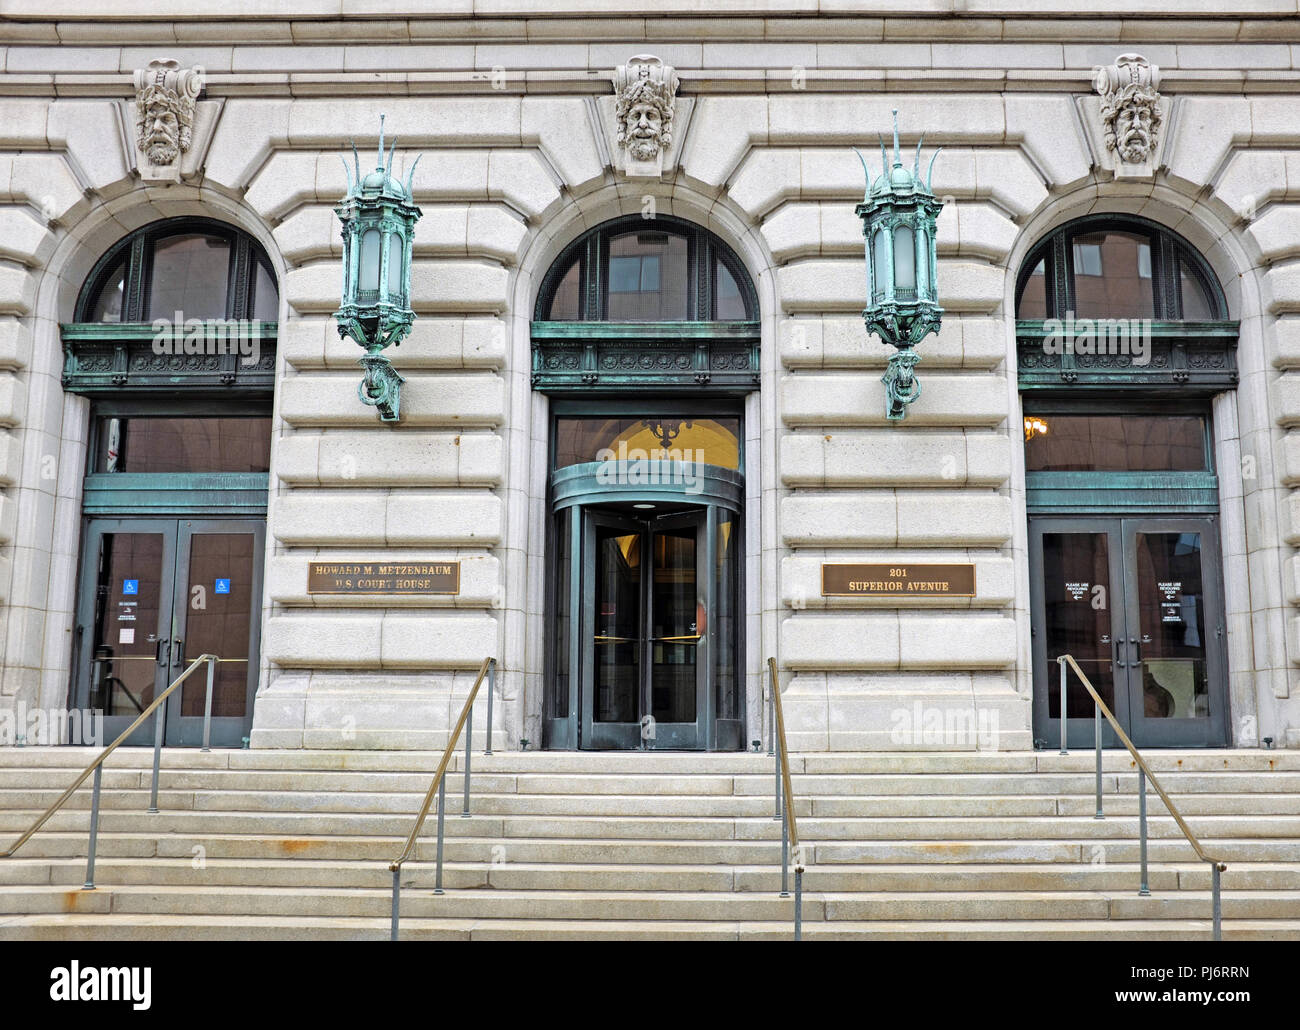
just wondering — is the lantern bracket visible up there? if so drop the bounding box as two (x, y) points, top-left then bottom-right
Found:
(358, 352), (405, 423)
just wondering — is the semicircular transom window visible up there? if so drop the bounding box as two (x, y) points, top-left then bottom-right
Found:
(64, 218), (279, 394)
(532, 216), (759, 393)
(1015, 214), (1236, 391)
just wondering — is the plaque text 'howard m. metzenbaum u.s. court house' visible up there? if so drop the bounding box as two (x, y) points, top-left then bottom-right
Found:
(307, 562), (461, 594)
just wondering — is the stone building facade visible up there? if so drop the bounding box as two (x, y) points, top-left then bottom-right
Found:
(1, 3), (1298, 753)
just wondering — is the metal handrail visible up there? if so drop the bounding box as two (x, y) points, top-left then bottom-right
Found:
(388, 656), (496, 941)
(767, 656), (804, 940)
(1057, 654), (1228, 940)
(1, 653), (220, 888)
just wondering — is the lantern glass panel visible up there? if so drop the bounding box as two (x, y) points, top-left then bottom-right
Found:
(872, 228), (889, 301)
(386, 233), (403, 297)
(359, 229), (381, 294)
(894, 225), (916, 295)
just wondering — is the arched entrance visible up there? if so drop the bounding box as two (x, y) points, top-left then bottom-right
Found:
(63, 218), (278, 747)
(532, 216), (758, 750)
(1016, 214), (1237, 747)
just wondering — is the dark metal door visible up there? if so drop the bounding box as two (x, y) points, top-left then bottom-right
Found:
(1030, 516), (1229, 748)
(76, 517), (264, 747)
(1119, 517), (1227, 747)
(167, 519), (265, 747)
(76, 519), (179, 747)
(1029, 518), (1128, 750)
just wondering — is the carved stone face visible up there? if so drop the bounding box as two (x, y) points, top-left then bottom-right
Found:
(626, 100), (665, 161)
(1114, 101), (1155, 163)
(1101, 82), (1161, 165)
(142, 97), (181, 165)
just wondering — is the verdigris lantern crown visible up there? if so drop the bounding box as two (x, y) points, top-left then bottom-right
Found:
(855, 110), (943, 421)
(334, 115), (422, 422)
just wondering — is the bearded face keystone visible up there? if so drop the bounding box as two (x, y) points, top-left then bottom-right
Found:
(612, 56), (680, 173)
(131, 60), (201, 171)
(1093, 54), (1163, 167)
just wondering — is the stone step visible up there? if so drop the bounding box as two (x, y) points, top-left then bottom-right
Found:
(3, 748), (1293, 777)
(6, 764), (1299, 799)
(5, 858), (1299, 893)
(7, 884), (1300, 922)
(17, 787), (1293, 820)
(8, 830), (1298, 867)
(5, 807), (1300, 843)
(4, 913), (1297, 942)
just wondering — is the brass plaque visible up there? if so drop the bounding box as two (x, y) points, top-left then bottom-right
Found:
(821, 563), (976, 597)
(307, 561), (461, 595)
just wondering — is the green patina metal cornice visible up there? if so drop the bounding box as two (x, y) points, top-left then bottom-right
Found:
(531, 321), (760, 394)
(1016, 319), (1239, 391)
(60, 322), (278, 395)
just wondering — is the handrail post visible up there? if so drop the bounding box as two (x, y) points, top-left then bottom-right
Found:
(484, 658), (495, 756)
(1211, 862), (1222, 941)
(1138, 767), (1150, 896)
(148, 693), (165, 813)
(771, 662), (780, 821)
(390, 867), (401, 941)
(774, 736), (782, 821)
(794, 868), (803, 941)
(200, 655), (216, 752)
(780, 798), (789, 898)
(461, 702), (472, 818)
(759, 681), (769, 759)
(1094, 703), (1104, 819)
(434, 777), (446, 894)
(1057, 655), (1068, 754)
(83, 765), (102, 890)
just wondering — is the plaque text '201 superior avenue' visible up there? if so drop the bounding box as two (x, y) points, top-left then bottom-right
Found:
(307, 562), (461, 595)
(821, 563), (976, 596)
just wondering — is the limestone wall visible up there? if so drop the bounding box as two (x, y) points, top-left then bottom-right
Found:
(0, 6), (1298, 749)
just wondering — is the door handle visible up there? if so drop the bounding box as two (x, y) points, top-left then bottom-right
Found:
(172, 638), (184, 667)
(155, 638), (171, 666)
(1129, 637), (1142, 667)
(1113, 640), (1125, 667)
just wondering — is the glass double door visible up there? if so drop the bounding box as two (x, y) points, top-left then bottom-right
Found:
(546, 502), (743, 750)
(1029, 517), (1227, 748)
(584, 510), (709, 750)
(75, 518), (264, 747)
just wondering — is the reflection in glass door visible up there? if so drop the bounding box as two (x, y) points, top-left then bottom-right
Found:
(77, 518), (263, 747)
(1030, 517), (1226, 747)
(83, 520), (178, 746)
(580, 510), (708, 749)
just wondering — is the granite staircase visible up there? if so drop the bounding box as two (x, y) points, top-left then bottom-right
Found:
(1, 747), (1299, 940)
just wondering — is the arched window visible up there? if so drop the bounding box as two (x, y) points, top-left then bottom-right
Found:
(1015, 215), (1236, 391)
(77, 218), (277, 324)
(64, 218), (278, 394)
(1016, 214), (1223, 323)
(531, 216), (759, 392)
